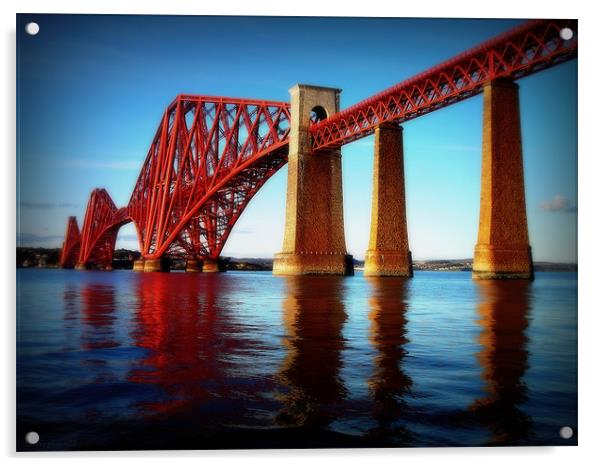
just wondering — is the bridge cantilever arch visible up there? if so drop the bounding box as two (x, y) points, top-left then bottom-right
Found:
(59, 19), (577, 279)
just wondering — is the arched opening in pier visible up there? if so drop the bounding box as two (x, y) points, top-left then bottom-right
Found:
(310, 105), (328, 123)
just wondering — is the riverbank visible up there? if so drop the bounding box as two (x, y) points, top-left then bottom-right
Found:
(17, 247), (577, 272)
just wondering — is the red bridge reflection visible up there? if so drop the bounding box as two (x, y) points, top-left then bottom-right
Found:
(127, 273), (235, 415)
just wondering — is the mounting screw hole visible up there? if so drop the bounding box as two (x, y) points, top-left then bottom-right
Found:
(25, 431), (40, 445)
(559, 426), (573, 439)
(559, 28), (573, 41)
(25, 22), (40, 35)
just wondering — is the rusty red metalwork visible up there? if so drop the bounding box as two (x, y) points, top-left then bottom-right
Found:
(75, 189), (131, 269)
(128, 96), (291, 260)
(61, 97), (291, 268)
(60, 19), (577, 268)
(59, 216), (81, 268)
(311, 19), (578, 150)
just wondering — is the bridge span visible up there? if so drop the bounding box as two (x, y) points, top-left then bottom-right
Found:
(60, 19), (577, 279)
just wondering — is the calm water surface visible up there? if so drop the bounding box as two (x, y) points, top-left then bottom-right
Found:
(17, 270), (577, 450)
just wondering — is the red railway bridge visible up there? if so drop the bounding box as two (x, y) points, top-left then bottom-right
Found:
(60, 19), (577, 278)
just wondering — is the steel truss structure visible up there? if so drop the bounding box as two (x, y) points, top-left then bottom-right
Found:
(77, 189), (131, 269)
(59, 216), (81, 268)
(62, 97), (291, 267)
(59, 19), (577, 269)
(311, 19), (577, 150)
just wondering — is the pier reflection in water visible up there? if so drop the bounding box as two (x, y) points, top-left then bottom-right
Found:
(471, 280), (533, 445)
(366, 277), (412, 441)
(276, 276), (348, 428)
(16, 270), (578, 450)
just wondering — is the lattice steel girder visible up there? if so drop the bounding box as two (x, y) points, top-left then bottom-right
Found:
(310, 19), (578, 150)
(128, 95), (291, 260)
(77, 189), (132, 268)
(62, 19), (578, 267)
(59, 216), (81, 268)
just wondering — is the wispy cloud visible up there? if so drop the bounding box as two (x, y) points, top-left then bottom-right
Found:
(346, 141), (481, 154)
(540, 195), (577, 212)
(349, 140), (375, 148)
(233, 229), (255, 235)
(438, 144), (480, 153)
(410, 143), (481, 154)
(63, 159), (141, 170)
(17, 232), (64, 245)
(116, 234), (139, 242)
(19, 201), (79, 209)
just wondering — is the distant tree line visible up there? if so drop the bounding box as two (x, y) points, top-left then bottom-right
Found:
(16, 247), (142, 269)
(17, 247), (60, 268)
(16, 247), (575, 272)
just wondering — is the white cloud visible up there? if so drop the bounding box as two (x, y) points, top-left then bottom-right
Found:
(540, 195), (577, 212)
(17, 232), (64, 245)
(63, 159), (141, 170)
(20, 201), (79, 209)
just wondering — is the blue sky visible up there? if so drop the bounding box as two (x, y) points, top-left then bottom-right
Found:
(17, 15), (577, 262)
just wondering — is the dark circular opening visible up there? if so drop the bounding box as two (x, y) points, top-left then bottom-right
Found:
(310, 106), (328, 123)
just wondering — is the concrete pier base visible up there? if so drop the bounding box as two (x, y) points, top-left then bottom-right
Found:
(133, 260), (145, 272)
(202, 258), (226, 273)
(75, 263), (87, 270)
(185, 259), (202, 272)
(473, 245), (533, 280)
(364, 123), (412, 277)
(143, 258), (169, 272)
(273, 84), (353, 276)
(365, 251), (413, 277)
(473, 79), (533, 280)
(274, 252), (354, 276)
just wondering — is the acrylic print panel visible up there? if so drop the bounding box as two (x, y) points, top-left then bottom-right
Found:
(16, 14), (578, 451)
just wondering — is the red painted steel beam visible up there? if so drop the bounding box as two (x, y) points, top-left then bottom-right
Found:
(59, 216), (81, 268)
(127, 96), (291, 260)
(77, 189), (132, 268)
(310, 19), (578, 151)
(61, 19), (578, 267)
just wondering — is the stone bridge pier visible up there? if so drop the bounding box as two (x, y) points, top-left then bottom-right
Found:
(273, 79), (534, 280)
(273, 84), (353, 275)
(364, 123), (412, 277)
(133, 257), (224, 272)
(473, 79), (533, 280)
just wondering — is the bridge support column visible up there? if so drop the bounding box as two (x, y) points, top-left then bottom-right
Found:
(185, 259), (202, 272)
(364, 123), (412, 277)
(473, 79), (533, 280)
(202, 258), (226, 273)
(273, 84), (353, 276)
(143, 258), (170, 272)
(75, 262), (87, 270)
(133, 260), (145, 271)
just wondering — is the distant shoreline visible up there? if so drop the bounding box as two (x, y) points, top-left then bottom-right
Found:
(16, 247), (577, 272)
